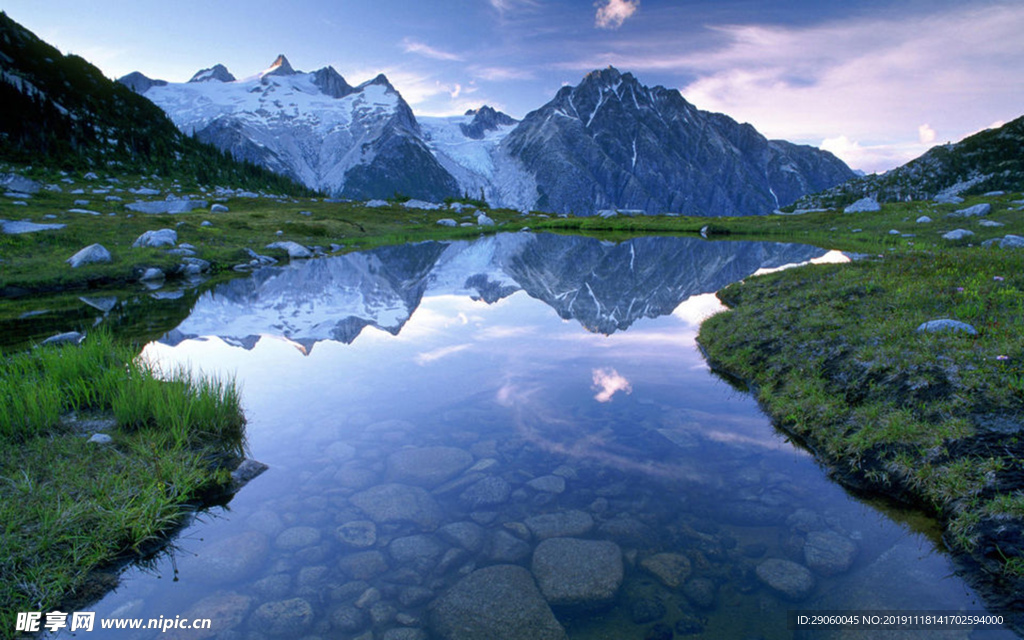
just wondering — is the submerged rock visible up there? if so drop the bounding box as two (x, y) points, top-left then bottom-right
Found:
(531, 538), (623, 608)
(640, 552), (692, 589)
(387, 446), (473, 487)
(430, 565), (567, 640)
(459, 476), (512, 509)
(250, 597), (313, 636)
(524, 510), (594, 540)
(350, 483), (444, 530)
(184, 531), (269, 584)
(803, 530), (858, 576)
(756, 558), (815, 601)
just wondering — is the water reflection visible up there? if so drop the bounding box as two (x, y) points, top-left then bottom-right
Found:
(67, 235), (1014, 639)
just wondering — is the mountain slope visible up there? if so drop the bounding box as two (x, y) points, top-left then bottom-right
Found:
(0, 12), (310, 195)
(123, 59), (458, 201)
(500, 67), (854, 216)
(793, 115), (1024, 208)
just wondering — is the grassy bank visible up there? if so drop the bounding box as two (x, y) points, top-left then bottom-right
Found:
(0, 332), (245, 633)
(697, 196), (1024, 616)
(0, 167), (531, 296)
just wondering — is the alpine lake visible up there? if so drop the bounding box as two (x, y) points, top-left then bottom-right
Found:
(12, 232), (1018, 640)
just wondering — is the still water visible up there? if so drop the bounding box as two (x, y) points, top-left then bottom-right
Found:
(66, 234), (1014, 639)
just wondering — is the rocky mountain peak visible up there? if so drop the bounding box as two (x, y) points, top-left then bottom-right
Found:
(311, 65), (354, 99)
(188, 63), (236, 83)
(262, 54), (298, 77)
(117, 71), (167, 94)
(358, 73), (395, 91)
(460, 105), (518, 140)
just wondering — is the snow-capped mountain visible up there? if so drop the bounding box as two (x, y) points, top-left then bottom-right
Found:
(163, 233), (826, 350)
(123, 56), (458, 201)
(121, 61), (852, 213)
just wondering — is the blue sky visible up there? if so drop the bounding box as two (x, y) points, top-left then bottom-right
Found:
(4, 0), (1022, 172)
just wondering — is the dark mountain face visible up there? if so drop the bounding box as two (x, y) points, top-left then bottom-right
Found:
(793, 115), (1024, 208)
(188, 64), (235, 83)
(501, 67), (854, 216)
(460, 106), (518, 140)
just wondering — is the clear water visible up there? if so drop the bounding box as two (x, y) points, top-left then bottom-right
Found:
(58, 234), (1015, 639)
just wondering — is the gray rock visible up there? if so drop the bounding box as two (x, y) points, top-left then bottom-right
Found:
(477, 213), (496, 226)
(526, 475), (566, 493)
(265, 241), (312, 259)
(486, 529), (532, 563)
(916, 319), (977, 335)
(804, 530), (858, 576)
(916, 215), (932, 223)
(133, 228), (177, 248)
(531, 538), (623, 608)
(335, 520), (377, 548)
(330, 604), (368, 633)
(366, 199), (389, 208)
(389, 534), (446, 563)
(941, 228), (973, 241)
(1, 173), (42, 194)
(130, 187), (161, 196)
(181, 257), (211, 276)
(430, 565), (567, 640)
(978, 219), (1004, 227)
(66, 244), (112, 268)
(948, 203), (991, 217)
(73, 199), (90, 206)
(41, 331), (85, 346)
(211, 203), (229, 212)
(888, 229), (900, 235)
(87, 433), (113, 444)
(387, 446), (473, 487)
(438, 521), (487, 552)
(629, 597), (666, 623)
(275, 526), (321, 550)
(350, 483), (444, 530)
(339, 550), (389, 580)
(228, 459), (267, 492)
(844, 197), (880, 213)
(125, 199), (207, 214)
(403, 199), (443, 210)
(0, 219), (66, 234)
(139, 267), (165, 282)
(683, 577), (717, 609)
(250, 598), (314, 636)
(436, 218), (457, 227)
(184, 531), (268, 584)
(69, 208), (101, 216)
(597, 514), (655, 546)
(525, 510), (594, 540)
(384, 629), (428, 640)
(756, 558), (815, 600)
(459, 476), (512, 509)
(640, 553), (692, 589)
(999, 234), (1024, 248)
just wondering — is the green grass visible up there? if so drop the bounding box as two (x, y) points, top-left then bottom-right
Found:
(695, 193), (1024, 585)
(0, 332), (244, 633)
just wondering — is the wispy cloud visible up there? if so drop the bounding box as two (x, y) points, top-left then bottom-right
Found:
(595, 0), (639, 29)
(401, 37), (464, 62)
(415, 344), (472, 365)
(488, 0), (541, 16)
(469, 65), (536, 81)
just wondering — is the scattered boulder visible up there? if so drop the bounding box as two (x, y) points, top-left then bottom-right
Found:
(756, 558), (815, 600)
(402, 199), (443, 210)
(125, 199), (207, 214)
(999, 235), (1024, 249)
(1, 219), (65, 234)
(941, 229), (973, 241)
(69, 208), (101, 216)
(366, 199), (389, 208)
(133, 229), (177, 248)
(386, 446), (473, 488)
(948, 203), (991, 218)
(531, 538), (623, 608)
(430, 565), (567, 640)
(803, 530), (858, 576)
(41, 331), (85, 346)
(265, 241), (313, 259)
(139, 267), (165, 282)
(210, 203), (229, 213)
(1, 173), (42, 194)
(66, 244), (112, 268)
(477, 213), (496, 226)
(978, 220), (1004, 227)
(436, 218), (457, 227)
(250, 598), (314, 636)
(916, 215), (932, 223)
(844, 197), (880, 213)
(916, 319), (978, 335)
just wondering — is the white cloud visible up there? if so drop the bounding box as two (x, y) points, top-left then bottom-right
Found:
(414, 344), (472, 365)
(918, 124), (936, 144)
(401, 37), (463, 62)
(595, 0), (639, 29)
(469, 65), (536, 81)
(592, 367), (632, 402)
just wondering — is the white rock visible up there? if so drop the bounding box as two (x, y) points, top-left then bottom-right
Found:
(133, 229), (178, 248)
(916, 216), (932, 223)
(402, 199), (443, 210)
(844, 197), (880, 213)
(942, 229), (974, 241)
(436, 218), (457, 227)
(916, 319), (977, 335)
(211, 203), (229, 212)
(67, 244), (112, 268)
(265, 241), (312, 259)
(365, 199), (389, 208)
(477, 213), (496, 226)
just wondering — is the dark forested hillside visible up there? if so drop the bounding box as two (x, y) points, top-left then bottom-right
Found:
(0, 11), (313, 195)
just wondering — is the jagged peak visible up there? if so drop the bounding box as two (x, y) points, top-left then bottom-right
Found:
(117, 71), (167, 94)
(357, 73), (394, 91)
(311, 65), (354, 99)
(261, 54), (298, 77)
(188, 63), (235, 83)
